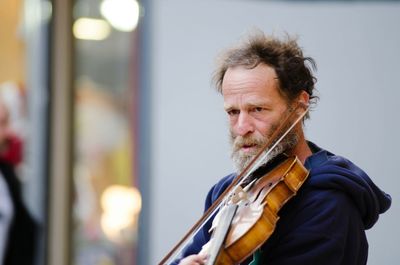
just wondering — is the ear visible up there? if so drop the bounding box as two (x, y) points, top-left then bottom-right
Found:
(297, 90), (310, 108)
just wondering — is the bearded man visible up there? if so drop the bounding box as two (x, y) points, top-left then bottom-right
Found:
(174, 32), (391, 265)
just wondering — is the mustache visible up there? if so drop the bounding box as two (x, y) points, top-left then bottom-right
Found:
(230, 132), (268, 152)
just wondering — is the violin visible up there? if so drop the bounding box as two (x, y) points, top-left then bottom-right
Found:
(159, 104), (310, 265)
(202, 155), (308, 264)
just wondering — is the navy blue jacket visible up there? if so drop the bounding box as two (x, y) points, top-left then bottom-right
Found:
(175, 142), (391, 264)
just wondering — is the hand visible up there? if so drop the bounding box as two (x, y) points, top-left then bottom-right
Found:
(178, 254), (208, 265)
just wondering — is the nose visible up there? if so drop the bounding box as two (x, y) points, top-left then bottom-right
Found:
(235, 112), (255, 136)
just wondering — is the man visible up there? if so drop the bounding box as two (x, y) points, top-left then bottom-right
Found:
(176, 32), (391, 265)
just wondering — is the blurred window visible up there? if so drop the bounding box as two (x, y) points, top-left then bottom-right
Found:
(72, 0), (141, 264)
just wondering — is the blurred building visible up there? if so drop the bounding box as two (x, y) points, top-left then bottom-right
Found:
(0, 0), (145, 264)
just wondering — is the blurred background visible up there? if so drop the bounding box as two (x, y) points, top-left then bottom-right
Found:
(0, 0), (398, 264)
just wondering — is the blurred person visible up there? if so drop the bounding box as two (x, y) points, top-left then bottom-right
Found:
(0, 100), (36, 265)
(170, 32), (391, 265)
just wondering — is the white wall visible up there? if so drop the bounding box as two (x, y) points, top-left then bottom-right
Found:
(149, 1), (399, 264)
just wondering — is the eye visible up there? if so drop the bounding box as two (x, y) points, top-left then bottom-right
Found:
(251, 107), (264, 113)
(227, 109), (240, 116)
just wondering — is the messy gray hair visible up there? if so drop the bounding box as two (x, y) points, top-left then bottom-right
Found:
(213, 31), (318, 113)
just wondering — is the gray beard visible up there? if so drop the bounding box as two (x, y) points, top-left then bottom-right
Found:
(230, 130), (299, 173)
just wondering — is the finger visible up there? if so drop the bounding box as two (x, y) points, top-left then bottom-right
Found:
(179, 254), (207, 265)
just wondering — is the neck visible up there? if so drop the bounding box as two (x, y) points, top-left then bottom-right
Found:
(288, 129), (312, 164)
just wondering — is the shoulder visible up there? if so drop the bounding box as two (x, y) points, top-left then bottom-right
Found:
(285, 187), (361, 230)
(261, 187), (368, 264)
(269, 187), (365, 250)
(204, 173), (236, 210)
(291, 187), (361, 229)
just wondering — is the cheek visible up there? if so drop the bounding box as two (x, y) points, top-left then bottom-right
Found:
(254, 118), (279, 137)
(255, 123), (271, 136)
(228, 115), (236, 125)
(258, 108), (289, 136)
(228, 116), (239, 131)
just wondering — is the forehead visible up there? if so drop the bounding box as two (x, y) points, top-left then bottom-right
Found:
(221, 64), (282, 100)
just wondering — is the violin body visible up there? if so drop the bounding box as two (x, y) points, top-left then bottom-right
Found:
(206, 156), (309, 265)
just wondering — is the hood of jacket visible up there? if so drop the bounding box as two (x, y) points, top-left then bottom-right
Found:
(305, 142), (391, 229)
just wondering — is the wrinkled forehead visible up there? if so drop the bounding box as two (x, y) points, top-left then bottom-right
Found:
(223, 64), (277, 85)
(222, 65), (281, 96)
(222, 64), (294, 105)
